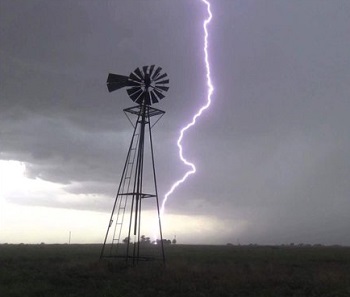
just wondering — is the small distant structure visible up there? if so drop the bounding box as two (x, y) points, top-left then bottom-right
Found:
(172, 235), (177, 244)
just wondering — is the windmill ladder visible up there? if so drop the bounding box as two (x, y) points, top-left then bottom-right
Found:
(109, 132), (140, 255)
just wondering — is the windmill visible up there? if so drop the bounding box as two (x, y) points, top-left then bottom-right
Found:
(100, 65), (169, 264)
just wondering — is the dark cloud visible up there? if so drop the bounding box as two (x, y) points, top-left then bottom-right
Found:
(1, 0), (350, 245)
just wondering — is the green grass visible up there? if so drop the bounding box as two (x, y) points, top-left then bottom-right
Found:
(1, 244), (350, 297)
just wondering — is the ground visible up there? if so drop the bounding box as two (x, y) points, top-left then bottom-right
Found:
(1, 244), (349, 297)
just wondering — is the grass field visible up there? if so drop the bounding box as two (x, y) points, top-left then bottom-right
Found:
(1, 243), (349, 297)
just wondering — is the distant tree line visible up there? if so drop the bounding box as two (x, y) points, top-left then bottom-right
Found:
(122, 235), (176, 245)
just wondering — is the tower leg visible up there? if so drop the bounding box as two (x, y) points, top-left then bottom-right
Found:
(148, 112), (165, 263)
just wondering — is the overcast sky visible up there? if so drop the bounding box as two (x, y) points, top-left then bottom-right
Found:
(1, 0), (349, 245)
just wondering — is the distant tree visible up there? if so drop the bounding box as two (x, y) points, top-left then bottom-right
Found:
(140, 235), (151, 244)
(156, 239), (172, 245)
(172, 238), (177, 244)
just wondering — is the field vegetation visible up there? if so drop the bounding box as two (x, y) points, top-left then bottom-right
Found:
(1, 243), (349, 297)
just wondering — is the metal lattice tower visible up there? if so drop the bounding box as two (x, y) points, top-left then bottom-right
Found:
(100, 65), (169, 264)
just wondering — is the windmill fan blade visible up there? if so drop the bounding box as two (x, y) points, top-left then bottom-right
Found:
(155, 79), (169, 85)
(127, 87), (143, 101)
(135, 93), (146, 105)
(149, 65), (155, 77)
(129, 72), (142, 83)
(127, 86), (142, 96)
(150, 91), (159, 104)
(153, 89), (165, 100)
(155, 85), (169, 92)
(155, 73), (168, 81)
(133, 67), (144, 80)
(152, 67), (162, 80)
(142, 66), (149, 76)
(126, 80), (142, 87)
(106, 73), (130, 92)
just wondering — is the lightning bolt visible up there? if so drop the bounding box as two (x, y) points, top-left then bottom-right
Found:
(160, 0), (213, 218)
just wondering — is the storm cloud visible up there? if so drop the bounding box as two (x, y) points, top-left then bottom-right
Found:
(1, 0), (350, 245)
